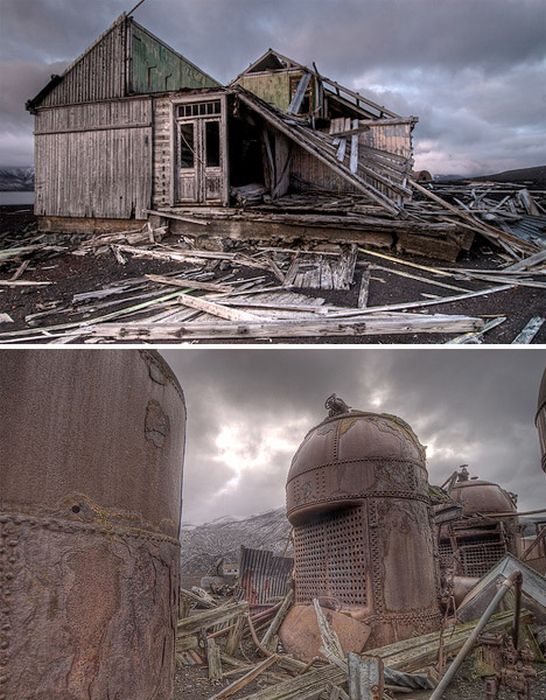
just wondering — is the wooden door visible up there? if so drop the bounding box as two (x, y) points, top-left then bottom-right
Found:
(175, 97), (227, 205)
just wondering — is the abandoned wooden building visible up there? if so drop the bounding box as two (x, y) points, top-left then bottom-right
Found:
(26, 11), (480, 260)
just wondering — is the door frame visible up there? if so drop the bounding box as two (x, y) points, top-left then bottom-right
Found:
(169, 92), (229, 206)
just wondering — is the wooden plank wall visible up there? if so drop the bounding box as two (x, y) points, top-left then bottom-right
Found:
(359, 123), (413, 160)
(41, 21), (127, 108)
(35, 98), (152, 219)
(151, 97), (172, 209)
(289, 144), (360, 194)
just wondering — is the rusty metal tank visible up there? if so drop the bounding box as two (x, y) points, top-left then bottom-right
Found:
(285, 396), (442, 649)
(438, 468), (519, 579)
(449, 475), (517, 518)
(537, 366), (546, 474)
(0, 350), (186, 700)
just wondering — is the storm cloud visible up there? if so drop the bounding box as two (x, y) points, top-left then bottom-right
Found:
(161, 349), (546, 525)
(1, 0), (545, 173)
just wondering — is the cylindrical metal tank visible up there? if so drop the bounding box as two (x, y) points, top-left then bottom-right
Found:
(0, 350), (186, 700)
(286, 399), (442, 649)
(537, 366), (546, 475)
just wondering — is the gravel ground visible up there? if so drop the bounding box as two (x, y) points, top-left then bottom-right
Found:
(1, 205), (545, 345)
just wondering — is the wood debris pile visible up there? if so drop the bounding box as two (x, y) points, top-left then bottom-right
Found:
(175, 585), (537, 699)
(0, 183), (545, 344)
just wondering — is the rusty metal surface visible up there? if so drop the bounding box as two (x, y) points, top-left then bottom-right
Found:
(286, 402), (442, 650)
(449, 479), (517, 516)
(236, 546), (293, 606)
(0, 349), (186, 700)
(537, 366), (546, 474)
(438, 469), (520, 579)
(279, 604), (371, 663)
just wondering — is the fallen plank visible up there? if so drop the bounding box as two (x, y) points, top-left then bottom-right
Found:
(503, 248), (546, 272)
(146, 208), (209, 226)
(207, 638), (223, 682)
(261, 590), (294, 651)
(178, 601), (249, 636)
(330, 284), (513, 317)
(446, 316), (507, 344)
(0, 280), (52, 287)
(176, 293), (260, 321)
(512, 316), (545, 344)
(358, 247), (457, 278)
(84, 314), (483, 341)
(145, 274), (234, 294)
(369, 264), (471, 293)
(211, 655), (279, 699)
(357, 266), (371, 308)
(0, 313), (14, 323)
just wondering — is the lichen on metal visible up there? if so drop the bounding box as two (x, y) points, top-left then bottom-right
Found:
(0, 349), (186, 699)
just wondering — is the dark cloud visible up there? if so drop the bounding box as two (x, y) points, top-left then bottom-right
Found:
(0, 0), (544, 172)
(161, 349), (546, 524)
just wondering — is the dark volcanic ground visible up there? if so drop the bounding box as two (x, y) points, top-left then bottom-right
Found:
(1, 205), (545, 345)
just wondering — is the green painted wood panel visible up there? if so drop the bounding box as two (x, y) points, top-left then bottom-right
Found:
(130, 23), (218, 94)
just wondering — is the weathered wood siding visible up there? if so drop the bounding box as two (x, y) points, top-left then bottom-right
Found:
(130, 23), (218, 93)
(290, 144), (360, 194)
(41, 20), (127, 108)
(237, 71), (295, 112)
(359, 123), (413, 160)
(35, 98), (152, 219)
(151, 97), (173, 209)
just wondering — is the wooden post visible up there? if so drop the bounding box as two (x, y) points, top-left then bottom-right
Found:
(347, 653), (384, 700)
(207, 637), (223, 682)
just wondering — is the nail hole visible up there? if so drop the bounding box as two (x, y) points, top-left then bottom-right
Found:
(71, 505), (81, 514)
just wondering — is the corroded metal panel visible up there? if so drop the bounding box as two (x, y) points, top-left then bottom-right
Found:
(237, 546), (293, 606)
(286, 403), (442, 650)
(0, 350), (185, 700)
(536, 366), (546, 474)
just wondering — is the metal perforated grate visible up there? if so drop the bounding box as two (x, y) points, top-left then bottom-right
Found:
(294, 507), (368, 605)
(438, 541), (454, 569)
(459, 541), (507, 578)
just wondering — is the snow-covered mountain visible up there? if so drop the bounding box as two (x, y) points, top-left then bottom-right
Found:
(180, 507), (291, 573)
(0, 167), (35, 191)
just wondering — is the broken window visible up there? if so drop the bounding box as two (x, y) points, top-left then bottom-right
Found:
(205, 121), (220, 168)
(179, 123), (194, 169)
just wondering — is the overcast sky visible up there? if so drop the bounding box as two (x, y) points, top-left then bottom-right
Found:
(1, 0), (545, 174)
(161, 349), (546, 525)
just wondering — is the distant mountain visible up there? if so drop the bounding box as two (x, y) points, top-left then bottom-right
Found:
(472, 165), (546, 188)
(180, 507), (291, 574)
(0, 167), (35, 191)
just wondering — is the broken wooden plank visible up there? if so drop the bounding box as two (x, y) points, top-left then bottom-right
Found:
(331, 284), (512, 317)
(85, 313), (483, 341)
(512, 316), (544, 344)
(0, 280), (52, 287)
(261, 590), (294, 651)
(446, 316), (507, 344)
(176, 293), (260, 321)
(349, 119), (359, 174)
(145, 274), (234, 294)
(146, 208), (209, 226)
(207, 638), (223, 682)
(503, 248), (546, 272)
(177, 601), (249, 636)
(211, 655), (279, 699)
(357, 266), (371, 308)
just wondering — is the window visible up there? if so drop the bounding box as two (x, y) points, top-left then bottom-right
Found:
(177, 100), (221, 119)
(205, 121), (220, 168)
(179, 123), (194, 169)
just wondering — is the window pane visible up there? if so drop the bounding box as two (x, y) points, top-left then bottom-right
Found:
(205, 121), (220, 167)
(180, 123), (194, 169)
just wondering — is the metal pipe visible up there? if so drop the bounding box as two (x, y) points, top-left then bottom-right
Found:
(429, 571), (522, 700)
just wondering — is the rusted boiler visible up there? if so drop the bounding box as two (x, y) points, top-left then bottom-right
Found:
(0, 350), (186, 700)
(282, 396), (442, 654)
(537, 366), (546, 475)
(438, 467), (519, 579)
